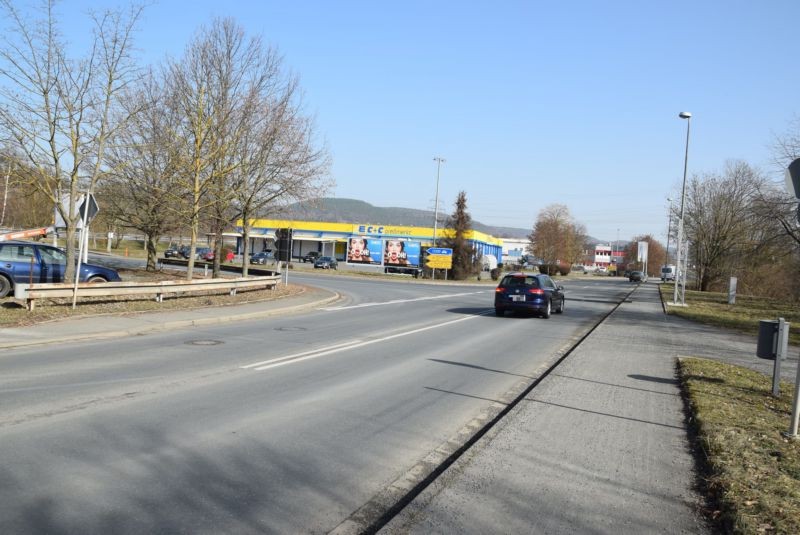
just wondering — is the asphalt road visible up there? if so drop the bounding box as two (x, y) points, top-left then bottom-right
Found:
(0, 275), (632, 534)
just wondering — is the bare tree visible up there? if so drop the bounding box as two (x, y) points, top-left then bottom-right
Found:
(764, 116), (800, 246)
(102, 70), (186, 270)
(528, 204), (585, 275)
(682, 161), (773, 291)
(0, 0), (144, 279)
(167, 18), (331, 279)
(232, 90), (332, 276)
(625, 235), (666, 277)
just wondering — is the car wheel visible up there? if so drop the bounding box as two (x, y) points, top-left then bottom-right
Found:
(495, 308), (504, 317)
(0, 275), (12, 298)
(556, 298), (565, 314)
(86, 276), (108, 283)
(541, 299), (551, 319)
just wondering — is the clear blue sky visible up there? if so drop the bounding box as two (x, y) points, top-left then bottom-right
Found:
(57, 0), (799, 242)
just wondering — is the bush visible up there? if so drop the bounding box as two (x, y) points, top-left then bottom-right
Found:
(539, 262), (570, 276)
(490, 267), (501, 280)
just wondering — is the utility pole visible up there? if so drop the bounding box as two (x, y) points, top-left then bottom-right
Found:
(432, 157), (445, 281)
(432, 157), (445, 247)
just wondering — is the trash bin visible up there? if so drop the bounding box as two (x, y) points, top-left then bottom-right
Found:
(756, 320), (779, 360)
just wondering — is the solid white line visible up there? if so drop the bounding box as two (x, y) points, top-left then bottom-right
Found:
(322, 290), (489, 311)
(248, 312), (491, 372)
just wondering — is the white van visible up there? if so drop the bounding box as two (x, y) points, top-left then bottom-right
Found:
(661, 265), (676, 281)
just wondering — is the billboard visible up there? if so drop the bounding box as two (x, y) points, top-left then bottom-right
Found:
(346, 236), (422, 268)
(346, 236), (382, 265)
(384, 239), (421, 268)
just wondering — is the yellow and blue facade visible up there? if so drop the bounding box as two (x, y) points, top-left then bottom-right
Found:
(235, 218), (504, 263)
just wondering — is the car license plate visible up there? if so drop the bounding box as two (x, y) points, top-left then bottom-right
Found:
(511, 295), (525, 302)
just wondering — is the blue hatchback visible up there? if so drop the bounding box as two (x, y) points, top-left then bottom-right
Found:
(494, 272), (565, 318)
(0, 240), (121, 298)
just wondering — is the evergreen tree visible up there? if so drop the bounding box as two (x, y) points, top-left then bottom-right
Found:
(442, 191), (479, 280)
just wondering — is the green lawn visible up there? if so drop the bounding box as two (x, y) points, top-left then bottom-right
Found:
(679, 358), (800, 534)
(661, 284), (800, 345)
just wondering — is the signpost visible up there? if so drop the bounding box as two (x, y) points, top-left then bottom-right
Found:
(79, 193), (99, 222)
(426, 247), (453, 271)
(784, 158), (800, 437)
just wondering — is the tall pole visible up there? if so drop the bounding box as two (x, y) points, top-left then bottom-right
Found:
(432, 157), (445, 247)
(673, 112), (691, 306)
(665, 197), (673, 265)
(432, 157), (445, 281)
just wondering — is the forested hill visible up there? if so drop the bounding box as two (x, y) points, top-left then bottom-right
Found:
(274, 198), (531, 239)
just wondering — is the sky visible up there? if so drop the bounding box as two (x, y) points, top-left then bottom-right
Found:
(49, 1), (800, 242)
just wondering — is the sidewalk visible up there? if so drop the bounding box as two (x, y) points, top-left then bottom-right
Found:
(0, 285), (340, 350)
(382, 283), (793, 534)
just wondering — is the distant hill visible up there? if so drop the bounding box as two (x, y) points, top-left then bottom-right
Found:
(274, 198), (533, 239)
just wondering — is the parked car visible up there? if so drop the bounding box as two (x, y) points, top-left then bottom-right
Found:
(494, 272), (565, 318)
(195, 247), (214, 261)
(0, 240), (122, 298)
(301, 251), (321, 263)
(249, 251), (275, 265)
(629, 270), (646, 282)
(164, 244), (193, 259)
(313, 256), (338, 270)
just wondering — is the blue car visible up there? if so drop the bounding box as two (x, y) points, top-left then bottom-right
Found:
(0, 240), (122, 298)
(494, 272), (565, 318)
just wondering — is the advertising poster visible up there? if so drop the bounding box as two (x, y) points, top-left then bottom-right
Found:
(384, 239), (421, 268)
(346, 236), (382, 265)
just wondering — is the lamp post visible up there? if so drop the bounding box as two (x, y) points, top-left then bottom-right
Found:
(432, 157), (445, 247)
(432, 156), (445, 281)
(665, 197), (673, 265)
(673, 111), (691, 306)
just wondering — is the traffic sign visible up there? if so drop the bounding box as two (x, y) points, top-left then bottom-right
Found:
(426, 255), (453, 269)
(79, 193), (100, 222)
(786, 158), (800, 199)
(427, 247), (452, 256)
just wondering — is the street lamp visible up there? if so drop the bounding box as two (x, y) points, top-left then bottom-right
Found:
(673, 111), (691, 306)
(665, 197), (673, 265)
(431, 156), (445, 281)
(432, 157), (445, 246)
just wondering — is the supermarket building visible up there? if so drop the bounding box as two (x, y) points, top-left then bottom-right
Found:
(234, 218), (504, 265)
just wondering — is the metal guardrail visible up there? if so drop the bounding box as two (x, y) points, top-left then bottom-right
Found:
(14, 275), (281, 311)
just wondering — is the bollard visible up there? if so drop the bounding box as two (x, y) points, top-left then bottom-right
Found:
(756, 318), (789, 397)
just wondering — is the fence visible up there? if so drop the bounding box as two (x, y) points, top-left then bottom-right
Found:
(14, 275), (281, 311)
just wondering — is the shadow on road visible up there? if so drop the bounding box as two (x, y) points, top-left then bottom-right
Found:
(428, 358), (534, 379)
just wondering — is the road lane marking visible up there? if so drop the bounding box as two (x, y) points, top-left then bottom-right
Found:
(240, 340), (363, 369)
(321, 290), (489, 311)
(242, 311), (491, 372)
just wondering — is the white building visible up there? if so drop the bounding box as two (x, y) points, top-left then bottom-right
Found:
(501, 238), (529, 265)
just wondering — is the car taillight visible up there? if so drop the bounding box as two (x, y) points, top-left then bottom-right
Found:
(527, 288), (544, 295)
(495, 287), (506, 293)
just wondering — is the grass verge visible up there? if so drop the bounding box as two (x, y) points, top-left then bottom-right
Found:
(0, 268), (305, 328)
(679, 357), (800, 534)
(661, 284), (800, 346)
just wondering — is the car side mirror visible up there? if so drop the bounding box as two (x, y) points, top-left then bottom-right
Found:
(557, 285), (564, 291)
